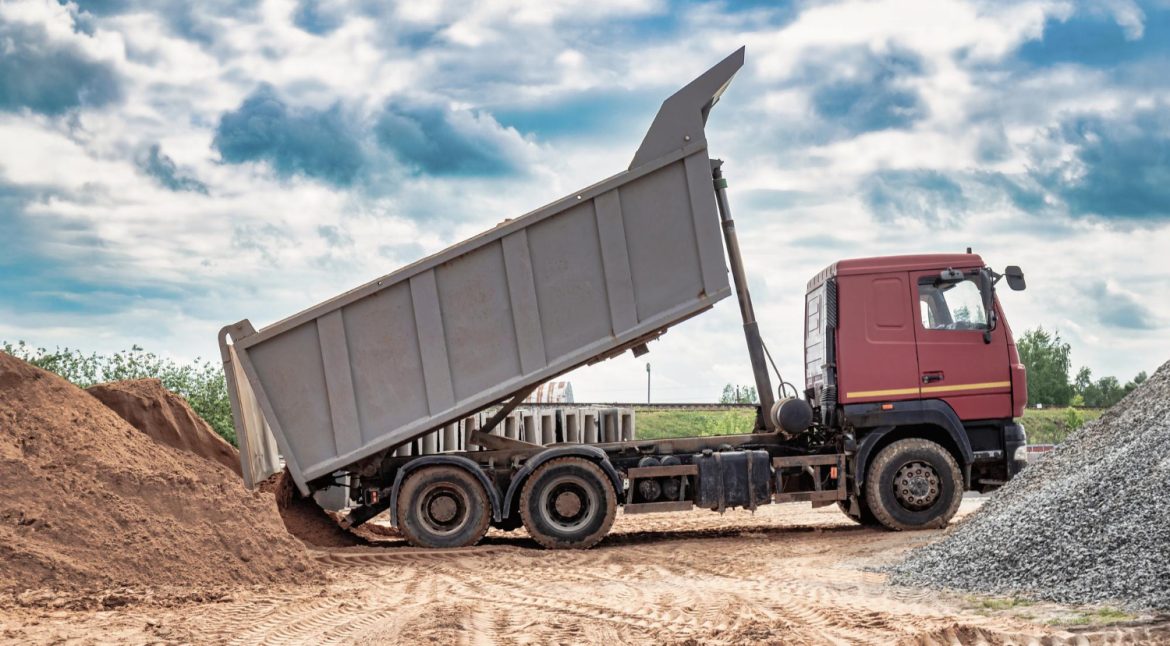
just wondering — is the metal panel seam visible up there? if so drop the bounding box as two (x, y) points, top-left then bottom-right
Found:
(317, 310), (363, 455)
(501, 230), (548, 374)
(594, 190), (639, 334)
(410, 271), (456, 414)
(682, 152), (726, 296)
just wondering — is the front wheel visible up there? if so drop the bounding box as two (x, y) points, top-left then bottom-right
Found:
(864, 438), (963, 531)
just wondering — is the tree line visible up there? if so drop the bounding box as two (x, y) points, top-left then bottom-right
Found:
(1017, 327), (1147, 408)
(719, 383), (759, 404)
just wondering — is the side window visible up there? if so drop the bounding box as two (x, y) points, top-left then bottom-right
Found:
(917, 277), (987, 331)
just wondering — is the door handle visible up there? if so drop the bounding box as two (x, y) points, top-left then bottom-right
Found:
(922, 372), (944, 384)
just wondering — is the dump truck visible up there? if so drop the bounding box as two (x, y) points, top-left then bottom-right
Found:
(218, 47), (1029, 549)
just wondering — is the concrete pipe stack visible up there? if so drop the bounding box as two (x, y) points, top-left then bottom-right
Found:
(401, 406), (636, 456)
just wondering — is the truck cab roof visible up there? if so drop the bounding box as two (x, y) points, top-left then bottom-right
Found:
(807, 253), (985, 291)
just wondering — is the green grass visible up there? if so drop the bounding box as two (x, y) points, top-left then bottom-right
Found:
(966, 596), (1135, 627)
(1050, 607), (1135, 626)
(634, 407), (1101, 445)
(1021, 407), (1104, 444)
(633, 409), (756, 440)
(977, 596), (1035, 611)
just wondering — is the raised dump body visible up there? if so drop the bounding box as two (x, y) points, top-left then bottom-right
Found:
(221, 49), (746, 493)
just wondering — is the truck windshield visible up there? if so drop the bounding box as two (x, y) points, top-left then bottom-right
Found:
(918, 277), (988, 331)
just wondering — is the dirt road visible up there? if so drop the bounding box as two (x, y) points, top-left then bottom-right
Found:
(2, 499), (1166, 645)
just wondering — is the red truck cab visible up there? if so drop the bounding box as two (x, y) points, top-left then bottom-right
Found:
(805, 252), (1028, 524)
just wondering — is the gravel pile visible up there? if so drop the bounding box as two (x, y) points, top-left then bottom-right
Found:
(888, 359), (1170, 610)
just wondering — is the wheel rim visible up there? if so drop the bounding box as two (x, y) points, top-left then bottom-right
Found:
(416, 484), (469, 536)
(539, 475), (597, 532)
(893, 460), (940, 511)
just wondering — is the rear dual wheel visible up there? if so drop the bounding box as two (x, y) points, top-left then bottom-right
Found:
(397, 466), (491, 549)
(519, 457), (616, 549)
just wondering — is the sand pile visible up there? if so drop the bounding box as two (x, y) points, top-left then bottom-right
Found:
(889, 359), (1170, 610)
(0, 353), (318, 603)
(87, 378), (240, 475)
(87, 378), (366, 548)
(267, 471), (367, 548)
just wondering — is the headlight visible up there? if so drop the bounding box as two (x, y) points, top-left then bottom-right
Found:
(1013, 445), (1029, 462)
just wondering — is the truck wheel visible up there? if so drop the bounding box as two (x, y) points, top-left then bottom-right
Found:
(864, 438), (963, 531)
(397, 466), (491, 548)
(519, 457), (616, 549)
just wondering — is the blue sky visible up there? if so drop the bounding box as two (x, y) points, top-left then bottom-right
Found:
(1, 0), (1167, 401)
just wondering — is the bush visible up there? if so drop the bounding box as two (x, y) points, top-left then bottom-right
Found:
(2, 341), (236, 446)
(1021, 407), (1102, 445)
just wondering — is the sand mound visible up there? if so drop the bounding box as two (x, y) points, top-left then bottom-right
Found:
(0, 353), (318, 603)
(87, 378), (240, 475)
(890, 359), (1170, 610)
(267, 471), (367, 548)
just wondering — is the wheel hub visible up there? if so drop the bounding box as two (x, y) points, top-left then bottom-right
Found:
(419, 486), (467, 533)
(894, 461), (940, 510)
(554, 491), (583, 517)
(428, 495), (458, 523)
(542, 478), (595, 530)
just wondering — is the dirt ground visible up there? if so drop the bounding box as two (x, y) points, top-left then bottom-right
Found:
(2, 498), (1167, 645)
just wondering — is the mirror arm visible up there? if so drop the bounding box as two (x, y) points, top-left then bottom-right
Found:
(979, 268), (997, 340)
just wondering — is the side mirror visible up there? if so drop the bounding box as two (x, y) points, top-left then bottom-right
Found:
(1005, 265), (1026, 291)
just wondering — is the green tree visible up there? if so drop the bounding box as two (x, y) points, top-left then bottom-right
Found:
(1125, 371), (1148, 396)
(1016, 327), (1073, 406)
(1072, 368), (1147, 409)
(719, 383), (759, 404)
(1073, 366), (1092, 395)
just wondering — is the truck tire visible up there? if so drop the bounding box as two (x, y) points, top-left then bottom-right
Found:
(864, 438), (963, 531)
(397, 465), (492, 549)
(519, 457), (616, 549)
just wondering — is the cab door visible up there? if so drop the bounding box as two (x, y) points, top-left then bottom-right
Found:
(836, 272), (922, 405)
(911, 269), (1012, 420)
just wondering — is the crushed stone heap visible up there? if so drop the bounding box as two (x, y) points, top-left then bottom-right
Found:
(888, 360), (1170, 610)
(88, 378), (240, 475)
(0, 353), (318, 602)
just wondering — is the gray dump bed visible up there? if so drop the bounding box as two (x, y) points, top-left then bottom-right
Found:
(220, 49), (745, 493)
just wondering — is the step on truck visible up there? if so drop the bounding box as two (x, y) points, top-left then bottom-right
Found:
(219, 47), (1029, 549)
